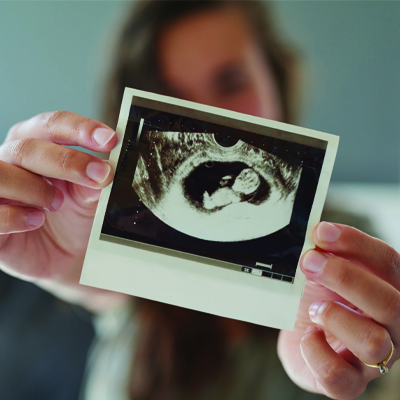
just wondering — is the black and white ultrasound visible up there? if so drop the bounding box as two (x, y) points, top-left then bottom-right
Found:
(133, 130), (302, 242)
(101, 104), (326, 282)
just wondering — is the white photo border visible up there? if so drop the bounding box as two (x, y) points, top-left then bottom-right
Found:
(80, 88), (339, 330)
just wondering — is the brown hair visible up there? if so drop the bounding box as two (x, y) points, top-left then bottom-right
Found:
(100, 1), (298, 399)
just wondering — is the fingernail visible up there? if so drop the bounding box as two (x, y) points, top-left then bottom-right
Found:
(28, 210), (45, 227)
(303, 250), (327, 273)
(317, 222), (341, 243)
(86, 161), (111, 184)
(309, 301), (324, 322)
(50, 188), (64, 211)
(92, 128), (115, 147)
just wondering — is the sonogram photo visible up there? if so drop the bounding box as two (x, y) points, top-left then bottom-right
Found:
(133, 131), (302, 242)
(83, 89), (338, 328)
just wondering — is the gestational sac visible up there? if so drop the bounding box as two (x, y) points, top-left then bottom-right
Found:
(132, 131), (301, 242)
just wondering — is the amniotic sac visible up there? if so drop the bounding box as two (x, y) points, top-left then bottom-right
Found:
(132, 131), (302, 242)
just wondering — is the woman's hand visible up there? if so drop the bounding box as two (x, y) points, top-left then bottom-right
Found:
(278, 222), (399, 399)
(0, 111), (128, 309)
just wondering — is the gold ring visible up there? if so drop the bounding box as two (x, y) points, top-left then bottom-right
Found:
(359, 341), (394, 374)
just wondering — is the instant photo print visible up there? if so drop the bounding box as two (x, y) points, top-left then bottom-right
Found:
(81, 88), (339, 330)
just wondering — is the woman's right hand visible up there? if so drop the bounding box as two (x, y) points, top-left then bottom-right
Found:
(0, 111), (127, 309)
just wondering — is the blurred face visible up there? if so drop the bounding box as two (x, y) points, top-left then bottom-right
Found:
(158, 6), (282, 120)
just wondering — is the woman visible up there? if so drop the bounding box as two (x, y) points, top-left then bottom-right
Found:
(0, 1), (399, 399)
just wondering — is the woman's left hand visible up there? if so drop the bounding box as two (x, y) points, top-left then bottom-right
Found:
(278, 222), (400, 399)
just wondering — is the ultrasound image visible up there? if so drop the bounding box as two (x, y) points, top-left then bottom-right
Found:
(101, 103), (328, 278)
(133, 131), (302, 242)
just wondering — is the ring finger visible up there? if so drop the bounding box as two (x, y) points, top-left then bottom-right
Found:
(308, 300), (392, 368)
(301, 250), (400, 346)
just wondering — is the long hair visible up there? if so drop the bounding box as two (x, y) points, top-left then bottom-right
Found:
(100, 2), (299, 399)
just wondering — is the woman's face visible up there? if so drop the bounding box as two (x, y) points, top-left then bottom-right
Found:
(158, 6), (282, 120)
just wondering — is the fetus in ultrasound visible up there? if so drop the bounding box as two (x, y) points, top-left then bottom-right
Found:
(133, 131), (301, 242)
(203, 167), (260, 209)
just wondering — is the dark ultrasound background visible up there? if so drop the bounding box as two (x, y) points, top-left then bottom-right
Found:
(101, 105), (326, 278)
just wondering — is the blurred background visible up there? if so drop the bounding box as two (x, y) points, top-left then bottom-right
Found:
(0, 2), (399, 399)
(0, 0), (399, 249)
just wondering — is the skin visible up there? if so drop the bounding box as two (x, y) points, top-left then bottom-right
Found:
(0, 112), (129, 310)
(0, 6), (398, 399)
(158, 6), (281, 120)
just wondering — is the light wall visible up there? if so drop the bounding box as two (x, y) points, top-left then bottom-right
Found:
(0, 1), (399, 183)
